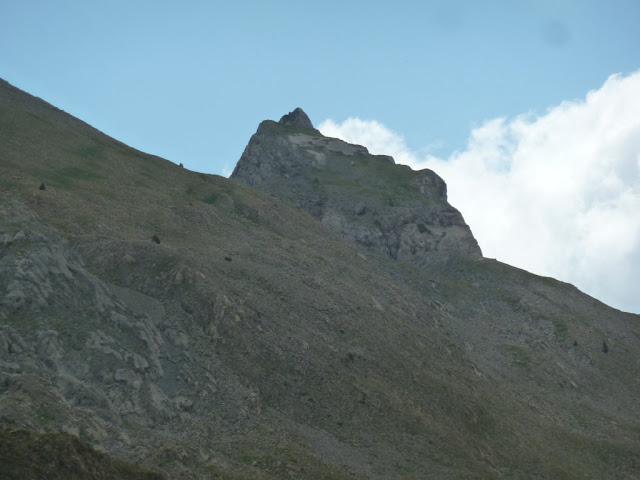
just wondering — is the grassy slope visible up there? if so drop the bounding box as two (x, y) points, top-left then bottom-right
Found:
(1, 78), (639, 479)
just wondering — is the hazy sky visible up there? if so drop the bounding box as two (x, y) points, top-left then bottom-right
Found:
(2, 1), (639, 312)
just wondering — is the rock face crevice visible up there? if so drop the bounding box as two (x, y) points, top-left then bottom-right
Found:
(231, 108), (481, 263)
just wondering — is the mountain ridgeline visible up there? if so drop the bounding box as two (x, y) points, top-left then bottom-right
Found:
(1, 80), (639, 479)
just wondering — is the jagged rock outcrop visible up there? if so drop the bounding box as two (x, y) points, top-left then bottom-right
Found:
(278, 107), (316, 130)
(231, 108), (481, 264)
(0, 199), (276, 476)
(0, 202), (172, 434)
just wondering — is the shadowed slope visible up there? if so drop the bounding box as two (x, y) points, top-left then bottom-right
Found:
(0, 428), (165, 480)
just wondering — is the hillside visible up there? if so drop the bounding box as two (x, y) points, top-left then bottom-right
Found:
(0, 427), (165, 479)
(1, 78), (639, 479)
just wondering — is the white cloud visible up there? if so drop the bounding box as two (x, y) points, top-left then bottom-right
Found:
(318, 70), (640, 313)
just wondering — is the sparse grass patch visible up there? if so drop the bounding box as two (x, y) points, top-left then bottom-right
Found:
(74, 143), (108, 164)
(37, 165), (103, 191)
(551, 317), (569, 341)
(499, 344), (532, 370)
(203, 192), (220, 205)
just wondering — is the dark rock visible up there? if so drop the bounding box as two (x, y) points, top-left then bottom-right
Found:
(279, 107), (314, 129)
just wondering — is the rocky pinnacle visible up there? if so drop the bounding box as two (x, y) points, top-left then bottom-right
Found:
(278, 107), (315, 129)
(231, 109), (482, 264)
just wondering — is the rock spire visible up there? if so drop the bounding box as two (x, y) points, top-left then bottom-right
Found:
(278, 107), (314, 129)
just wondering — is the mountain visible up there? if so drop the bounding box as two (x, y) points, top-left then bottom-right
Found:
(231, 108), (481, 264)
(1, 79), (639, 479)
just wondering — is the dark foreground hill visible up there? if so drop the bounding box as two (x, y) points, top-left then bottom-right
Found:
(0, 427), (165, 479)
(1, 79), (639, 479)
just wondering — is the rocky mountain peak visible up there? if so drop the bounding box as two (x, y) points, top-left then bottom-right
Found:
(232, 110), (482, 264)
(278, 107), (315, 129)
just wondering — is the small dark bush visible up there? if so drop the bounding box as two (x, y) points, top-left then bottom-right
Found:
(224, 256), (232, 262)
(152, 235), (161, 244)
(602, 341), (608, 353)
(39, 182), (46, 190)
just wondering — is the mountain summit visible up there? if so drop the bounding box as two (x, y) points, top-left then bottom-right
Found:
(278, 107), (315, 129)
(232, 110), (481, 265)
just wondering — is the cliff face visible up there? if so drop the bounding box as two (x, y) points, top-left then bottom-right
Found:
(2, 80), (640, 480)
(231, 109), (481, 265)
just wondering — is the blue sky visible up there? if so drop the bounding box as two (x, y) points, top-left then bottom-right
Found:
(2, 1), (640, 312)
